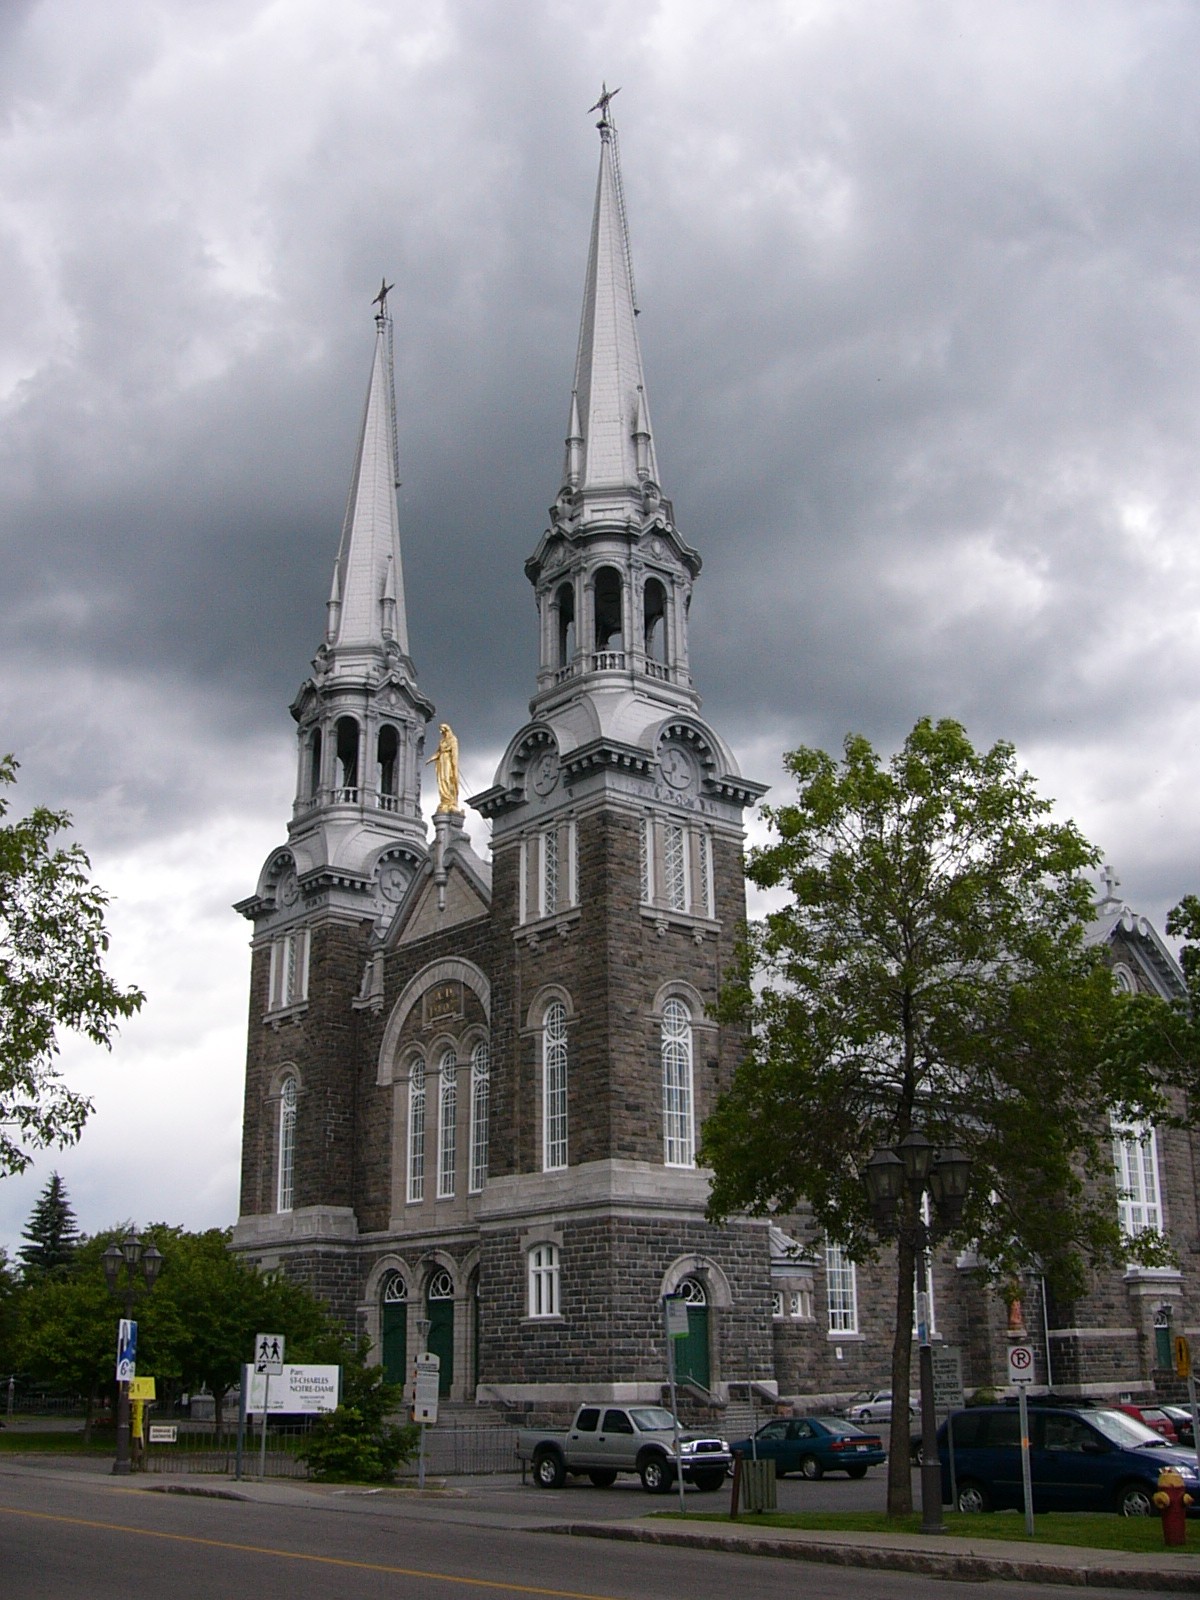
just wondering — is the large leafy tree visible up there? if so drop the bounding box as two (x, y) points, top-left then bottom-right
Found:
(0, 755), (145, 1176)
(17, 1172), (80, 1280)
(701, 718), (1163, 1515)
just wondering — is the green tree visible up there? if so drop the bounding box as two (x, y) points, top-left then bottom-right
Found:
(299, 1343), (417, 1482)
(701, 718), (1164, 1516)
(17, 1172), (80, 1280)
(15, 1232), (123, 1436)
(0, 755), (145, 1177)
(1103, 893), (1200, 1099)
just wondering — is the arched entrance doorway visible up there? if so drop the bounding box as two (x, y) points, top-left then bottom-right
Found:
(380, 1273), (408, 1385)
(426, 1269), (454, 1396)
(675, 1276), (710, 1389)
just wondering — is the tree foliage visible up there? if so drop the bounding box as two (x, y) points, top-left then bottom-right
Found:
(299, 1344), (417, 1482)
(17, 1172), (80, 1281)
(0, 755), (145, 1176)
(1103, 893), (1200, 1105)
(701, 719), (1164, 1513)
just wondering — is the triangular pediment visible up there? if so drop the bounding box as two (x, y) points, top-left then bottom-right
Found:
(388, 856), (490, 947)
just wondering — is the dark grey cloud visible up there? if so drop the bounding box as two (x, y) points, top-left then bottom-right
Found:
(4, 0), (1200, 1246)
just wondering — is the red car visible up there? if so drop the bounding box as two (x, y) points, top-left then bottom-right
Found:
(1116, 1403), (1179, 1443)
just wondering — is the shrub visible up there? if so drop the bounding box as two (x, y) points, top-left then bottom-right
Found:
(299, 1347), (417, 1483)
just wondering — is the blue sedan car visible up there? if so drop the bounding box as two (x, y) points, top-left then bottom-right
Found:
(731, 1415), (887, 1479)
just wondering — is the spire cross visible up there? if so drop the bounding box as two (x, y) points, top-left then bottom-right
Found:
(1100, 863), (1121, 903)
(373, 278), (394, 317)
(588, 82), (620, 128)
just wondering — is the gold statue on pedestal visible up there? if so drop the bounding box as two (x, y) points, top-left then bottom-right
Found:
(427, 723), (460, 813)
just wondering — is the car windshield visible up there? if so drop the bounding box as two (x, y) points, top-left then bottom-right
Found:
(814, 1418), (861, 1437)
(1089, 1409), (1168, 1448)
(628, 1407), (677, 1431)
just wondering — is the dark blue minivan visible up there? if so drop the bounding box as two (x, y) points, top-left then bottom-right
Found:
(939, 1403), (1200, 1516)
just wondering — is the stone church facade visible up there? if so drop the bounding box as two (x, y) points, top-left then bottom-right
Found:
(232, 106), (1200, 1416)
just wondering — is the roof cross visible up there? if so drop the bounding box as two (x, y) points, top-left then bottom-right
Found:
(588, 82), (620, 126)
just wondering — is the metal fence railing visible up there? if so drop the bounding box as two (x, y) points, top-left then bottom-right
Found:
(144, 1423), (312, 1479)
(417, 1425), (519, 1477)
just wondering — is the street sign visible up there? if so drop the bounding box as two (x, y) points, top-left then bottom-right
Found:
(931, 1345), (964, 1411)
(1176, 1335), (1192, 1379)
(116, 1319), (137, 1383)
(148, 1424), (177, 1444)
(254, 1332), (285, 1375)
(664, 1295), (690, 1338)
(246, 1364), (340, 1414)
(128, 1376), (156, 1401)
(1007, 1343), (1035, 1385)
(413, 1352), (440, 1424)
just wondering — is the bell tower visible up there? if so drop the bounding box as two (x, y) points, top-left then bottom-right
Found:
(471, 93), (772, 1403)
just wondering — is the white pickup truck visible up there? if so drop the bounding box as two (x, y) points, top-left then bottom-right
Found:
(516, 1403), (732, 1493)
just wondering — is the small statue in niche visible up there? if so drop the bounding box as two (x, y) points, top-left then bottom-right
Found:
(426, 723), (460, 812)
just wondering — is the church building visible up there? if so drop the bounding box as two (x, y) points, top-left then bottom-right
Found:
(233, 101), (1200, 1416)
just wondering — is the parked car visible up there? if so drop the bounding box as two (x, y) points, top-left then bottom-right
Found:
(731, 1416), (887, 1479)
(1159, 1405), (1196, 1448)
(939, 1403), (1200, 1517)
(1116, 1403), (1179, 1443)
(846, 1390), (917, 1423)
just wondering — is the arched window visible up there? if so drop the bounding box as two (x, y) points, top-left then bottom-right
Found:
(469, 1039), (490, 1193)
(556, 581), (575, 669)
(377, 724), (399, 811)
(437, 1048), (457, 1199)
(335, 716), (359, 801)
(661, 998), (694, 1167)
(528, 1243), (560, 1318)
(277, 1076), (297, 1213)
(1112, 1118), (1162, 1238)
(593, 566), (623, 658)
(543, 1001), (568, 1171)
(308, 728), (322, 801)
(643, 577), (667, 663)
(407, 1057), (426, 1203)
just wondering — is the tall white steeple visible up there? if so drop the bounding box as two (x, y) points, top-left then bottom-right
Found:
(240, 288), (433, 930)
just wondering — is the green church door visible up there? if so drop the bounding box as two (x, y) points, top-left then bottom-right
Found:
(380, 1276), (408, 1386)
(427, 1270), (455, 1396)
(675, 1278), (710, 1390)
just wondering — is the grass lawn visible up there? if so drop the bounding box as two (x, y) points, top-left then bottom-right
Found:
(666, 1508), (1199, 1555)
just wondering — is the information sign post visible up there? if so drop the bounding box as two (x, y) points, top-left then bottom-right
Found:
(1007, 1343), (1036, 1537)
(412, 1353), (440, 1490)
(253, 1333), (285, 1481)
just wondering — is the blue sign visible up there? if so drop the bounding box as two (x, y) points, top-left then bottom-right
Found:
(116, 1318), (137, 1383)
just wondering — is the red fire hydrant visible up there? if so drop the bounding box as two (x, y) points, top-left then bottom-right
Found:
(1152, 1466), (1192, 1547)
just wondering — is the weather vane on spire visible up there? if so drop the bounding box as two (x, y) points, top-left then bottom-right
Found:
(588, 82), (620, 127)
(373, 278), (394, 315)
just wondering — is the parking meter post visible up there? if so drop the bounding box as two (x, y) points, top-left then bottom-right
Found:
(1018, 1383), (1034, 1538)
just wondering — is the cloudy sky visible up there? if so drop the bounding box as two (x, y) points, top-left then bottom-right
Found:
(3, 0), (1200, 1255)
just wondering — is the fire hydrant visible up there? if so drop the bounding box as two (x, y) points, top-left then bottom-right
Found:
(1152, 1466), (1192, 1547)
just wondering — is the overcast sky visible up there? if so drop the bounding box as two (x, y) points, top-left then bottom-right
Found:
(3, 0), (1200, 1256)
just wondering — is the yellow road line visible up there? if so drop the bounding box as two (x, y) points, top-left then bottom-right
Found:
(0, 1503), (620, 1598)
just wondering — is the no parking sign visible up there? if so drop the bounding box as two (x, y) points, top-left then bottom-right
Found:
(1007, 1343), (1035, 1385)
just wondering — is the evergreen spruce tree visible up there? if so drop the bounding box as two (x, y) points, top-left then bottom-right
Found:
(18, 1172), (80, 1280)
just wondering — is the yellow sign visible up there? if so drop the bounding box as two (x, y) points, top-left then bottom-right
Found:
(1175, 1335), (1191, 1379)
(128, 1376), (156, 1400)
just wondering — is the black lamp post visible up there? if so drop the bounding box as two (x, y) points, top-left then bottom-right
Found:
(863, 1135), (971, 1533)
(102, 1228), (164, 1476)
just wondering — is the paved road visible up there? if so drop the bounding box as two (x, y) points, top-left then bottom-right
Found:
(0, 1463), (1165, 1600)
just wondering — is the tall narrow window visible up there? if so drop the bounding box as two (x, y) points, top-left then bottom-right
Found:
(335, 716), (359, 801)
(661, 998), (694, 1167)
(697, 829), (714, 918)
(268, 929), (309, 1010)
(826, 1243), (858, 1334)
(664, 823), (687, 912)
(540, 827), (559, 917)
(1113, 1119), (1162, 1237)
(277, 1077), (297, 1213)
(639, 818), (651, 904)
(543, 1001), (568, 1171)
(308, 729), (322, 801)
(528, 1243), (560, 1318)
(437, 1049), (457, 1199)
(407, 1057), (426, 1203)
(469, 1040), (490, 1193)
(377, 724), (399, 811)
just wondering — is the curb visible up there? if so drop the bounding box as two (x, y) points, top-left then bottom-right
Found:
(556, 1521), (1200, 1591)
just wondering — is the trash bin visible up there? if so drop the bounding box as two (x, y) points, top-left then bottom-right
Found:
(740, 1457), (777, 1512)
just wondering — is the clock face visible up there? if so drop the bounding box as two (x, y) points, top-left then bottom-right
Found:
(531, 751), (560, 796)
(660, 747), (694, 791)
(379, 864), (409, 903)
(278, 868), (299, 906)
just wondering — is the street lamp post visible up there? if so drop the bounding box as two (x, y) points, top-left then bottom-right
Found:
(102, 1228), (164, 1476)
(863, 1134), (971, 1534)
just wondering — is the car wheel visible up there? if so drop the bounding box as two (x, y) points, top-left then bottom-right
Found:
(911, 1442), (924, 1467)
(532, 1449), (566, 1490)
(798, 1454), (823, 1480)
(587, 1470), (617, 1488)
(1116, 1483), (1155, 1517)
(639, 1453), (673, 1494)
(691, 1468), (726, 1493)
(956, 1479), (992, 1514)
(846, 1465), (869, 1479)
